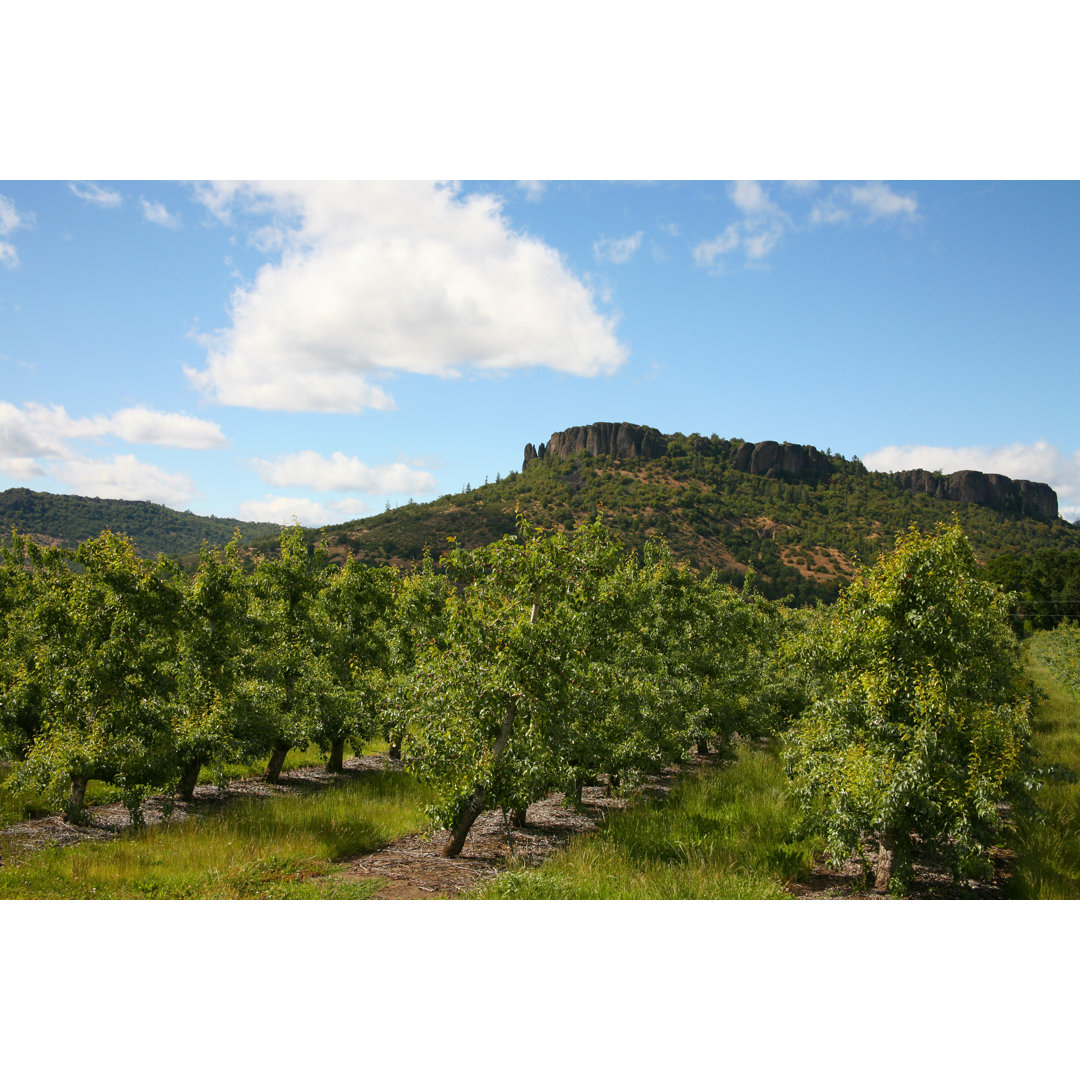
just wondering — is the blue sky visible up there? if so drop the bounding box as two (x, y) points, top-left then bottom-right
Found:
(1, 179), (1077, 522)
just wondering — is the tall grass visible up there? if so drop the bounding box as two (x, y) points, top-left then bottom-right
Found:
(0, 769), (429, 899)
(1007, 643), (1080, 899)
(477, 743), (818, 899)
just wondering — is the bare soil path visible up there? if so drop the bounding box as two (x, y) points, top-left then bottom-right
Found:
(0, 753), (1014, 899)
(338, 768), (685, 898)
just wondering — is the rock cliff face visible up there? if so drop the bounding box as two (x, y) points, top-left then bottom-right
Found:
(523, 422), (668, 470)
(733, 440), (832, 479)
(897, 468), (1058, 520)
(521, 423), (1060, 521)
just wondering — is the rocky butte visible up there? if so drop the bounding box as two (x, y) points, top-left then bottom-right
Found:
(896, 468), (1058, 521)
(522, 422), (1060, 520)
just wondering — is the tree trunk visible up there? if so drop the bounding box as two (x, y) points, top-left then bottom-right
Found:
(875, 831), (900, 891)
(388, 735), (402, 761)
(265, 744), (289, 783)
(63, 775), (89, 823)
(327, 737), (345, 772)
(442, 706), (516, 858)
(177, 757), (203, 801)
(564, 777), (584, 804)
(511, 807), (527, 828)
(696, 738), (710, 756)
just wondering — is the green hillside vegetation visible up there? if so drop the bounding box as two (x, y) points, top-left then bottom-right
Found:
(0, 487), (280, 558)
(273, 434), (1080, 606)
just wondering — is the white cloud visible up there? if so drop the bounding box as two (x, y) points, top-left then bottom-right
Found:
(184, 181), (627, 413)
(730, 180), (782, 219)
(237, 494), (370, 527)
(106, 407), (228, 449)
(593, 231), (643, 264)
(862, 440), (1080, 521)
(68, 181), (123, 208)
(140, 198), (181, 228)
(54, 454), (200, 507)
(0, 401), (229, 462)
(743, 223), (785, 261)
(808, 203), (850, 225)
(0, 456), (46, 481)
(657, 221), (680, 237)
(251, 450), (436, 494)
(809, 181), (919, 227)
(694, 182), (789, 272)
(517, 180), (547, 201)
(695, 179), (920, 273)
(327, 497), (370, 520)
(693, 224), (741, 270)
(848, 180), (919, 220)
(0, 402), (72, 459)
(0, 194), (32, 269)
(1, 400), (226, 508)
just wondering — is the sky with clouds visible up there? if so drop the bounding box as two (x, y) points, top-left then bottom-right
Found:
(1, 179), (1077, 524)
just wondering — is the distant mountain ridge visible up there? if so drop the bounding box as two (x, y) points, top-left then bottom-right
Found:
(0, 488), (280, 558)
(523, 422), (1059, 520)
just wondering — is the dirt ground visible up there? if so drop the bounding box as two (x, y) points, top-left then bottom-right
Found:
(0, 753), (1013, 899)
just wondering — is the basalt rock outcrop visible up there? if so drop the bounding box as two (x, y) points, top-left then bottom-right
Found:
(523, 422), (668, 470)
(733, 440), (832, 480)
(897, 469), (1058, 520)
(520, 424), (1060, 521)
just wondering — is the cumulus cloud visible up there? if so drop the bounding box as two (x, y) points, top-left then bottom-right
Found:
(140, 198), (181, 228)
(0, 457), (46, 480)
(0, 402), (74, 459)
(0, 401), (228, 456)
(0, 193), (33, 269)
(53, 454), (200, 507)
(68, 181), (123, 208)
(593, 231), (643, 264)
(0, 401), (227, 508)
(106, 407), (228, 449)
(184, 181), (627, 413)
(237, 494), (371, 527)
(251, 450), (436, 494)
(862, 440), (1080, 521)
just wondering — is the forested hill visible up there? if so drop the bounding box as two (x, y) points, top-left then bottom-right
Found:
(286, 423), (1080, 606)
(0, 488), (280, 558)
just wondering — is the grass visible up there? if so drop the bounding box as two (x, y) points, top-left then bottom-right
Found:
(1006, 648), (1080, 899)
(476, 742), (819, 899)
(0, 767), (430, 899)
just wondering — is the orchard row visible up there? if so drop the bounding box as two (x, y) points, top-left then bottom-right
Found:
(0, 517), (1036, 890)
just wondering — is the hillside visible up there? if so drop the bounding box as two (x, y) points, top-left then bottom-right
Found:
(287, 422), (1080, 606)
(0, 487), (280, 558)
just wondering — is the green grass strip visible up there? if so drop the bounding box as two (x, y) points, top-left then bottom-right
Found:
(0, 769), (429, 900)
(477, 743), (818, 899)
(1007, 649), (1080, 899)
